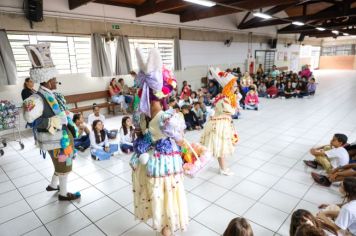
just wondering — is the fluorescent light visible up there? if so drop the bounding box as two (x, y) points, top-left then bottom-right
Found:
(316, 27), (325, 31)
(292, 21), (304, 26)
(253, 12), (272, 19)
(343, 33), (349, 36)
(332, 30), (339, 34)
(183, 0), (216, 7)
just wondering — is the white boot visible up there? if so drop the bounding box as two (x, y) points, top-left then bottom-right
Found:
(58, 174), (68, 197)
(220, 168), (234, 176)
(49, 174), (59, 188)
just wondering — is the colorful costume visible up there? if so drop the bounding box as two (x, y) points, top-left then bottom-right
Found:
(22, 43), (80, 200)
(200, 68), (238, 158)
(129, 48), (188, 233)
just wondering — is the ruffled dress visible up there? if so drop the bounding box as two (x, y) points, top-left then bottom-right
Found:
(130, 110), (189, 233)
(200, 96), (236, 158)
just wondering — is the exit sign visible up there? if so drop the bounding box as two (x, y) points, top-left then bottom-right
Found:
(112, 24), (120, 30)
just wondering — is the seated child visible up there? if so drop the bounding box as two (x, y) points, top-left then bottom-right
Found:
(181, 105), (202, 130)
(223, 217), (253, 236)
(308, 77), (317, 96)
(290, 209), (333, 236)
(257, 82), (267, 97)
(88, 104), (105, 126)
(192, 102), (206, 124)
(294, 224), (326, 236)
(295, 79), (308, 98)
(90, 120), (118, 161)
(266, 83), (278, 98)
(179, 94), (192, 108)
(284, 81), (296, 99)
(316, 177), (356, 236)
(304, 133), (349, 173)
(119, 116), (135, 154)
(232, 87), (243, 119)
(244, 87), (259, 111)
(73, 113), (90, 151)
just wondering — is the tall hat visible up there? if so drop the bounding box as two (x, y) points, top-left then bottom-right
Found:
(209, 67), (236, 88)
(25, 43), (58, 83)
(136, 48), (177, 117)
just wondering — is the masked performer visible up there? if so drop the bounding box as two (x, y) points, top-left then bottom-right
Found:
(200, 68), (239, 176)
(130, 48), (188, 236)
(23, 43), (80, 201)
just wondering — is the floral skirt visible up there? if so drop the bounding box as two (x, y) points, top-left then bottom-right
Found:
(132, 163), (189, 232)
(200, 115), (235, 158)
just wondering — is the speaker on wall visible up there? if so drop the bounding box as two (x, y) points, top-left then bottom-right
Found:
(268, 38), (277, 49)
(25, 0), (43, 23)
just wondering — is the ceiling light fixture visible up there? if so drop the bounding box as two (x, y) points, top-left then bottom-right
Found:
(183, 0), (216, 7)
(343, 33), (349, 36)
(316, 27), (325, 31)
(292, 21), (304, 26)
(253, 12), (272, 19)
(332, 30), (339, 34)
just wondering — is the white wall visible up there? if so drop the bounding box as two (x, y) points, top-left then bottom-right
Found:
(0, 0), (281, 37)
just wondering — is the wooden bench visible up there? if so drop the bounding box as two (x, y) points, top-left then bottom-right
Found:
(65, 90), (119, 115)
(277, 66), (289, 72)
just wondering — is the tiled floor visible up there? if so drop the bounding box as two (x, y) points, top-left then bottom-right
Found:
(1, 70), (356, 236)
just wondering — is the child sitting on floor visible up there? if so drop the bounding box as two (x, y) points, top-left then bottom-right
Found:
(308, 77), (317, 96)
(90, 120), (118, 160)
(192, 102), (206, 124)
(223, 217), (254, 236)
(119, 116), (135, 154)
(244, 86), (259, 111)
(304, 133), (349, 173)
(182, 105), (202, 130)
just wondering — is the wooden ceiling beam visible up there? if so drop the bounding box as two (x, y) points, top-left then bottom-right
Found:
(136, 0), (189, 17)
(239, 5), (356, 29)
(94, 0), (136, 8)
(305, 28), (356, 38)
(238, 2), (298, 29)
(68, 0), (94, 10)
(180, 0), (297, 23)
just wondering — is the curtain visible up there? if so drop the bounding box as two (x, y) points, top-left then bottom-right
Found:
(115, 36), (132, 75)
(0, 29), (17, 85)
(91, 33), (112, 77)
(174, 37), (182, 71)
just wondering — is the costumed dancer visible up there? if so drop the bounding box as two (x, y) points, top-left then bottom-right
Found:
(200, 68), (239, 176)
(130, 48), (189, 236)
(22, 43), (80, 201)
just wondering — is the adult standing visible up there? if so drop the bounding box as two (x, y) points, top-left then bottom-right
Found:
(130, 48), (188, 236)
(201, 68), (239, 176)
(22, 43), (80, 201)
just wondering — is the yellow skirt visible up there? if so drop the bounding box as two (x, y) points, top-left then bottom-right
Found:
(132, 163), (189, 232)
(200, 114), (235, 158)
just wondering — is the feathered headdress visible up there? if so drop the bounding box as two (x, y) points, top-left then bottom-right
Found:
(136, 48), (177, 117)
(209, 67), (236, 88)
(25, 43), (58, 84)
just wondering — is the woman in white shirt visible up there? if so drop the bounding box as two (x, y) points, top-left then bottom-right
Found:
(317, 177), (356, 236)
(119, 116), (135, 154)
(90, 120), (118, 160)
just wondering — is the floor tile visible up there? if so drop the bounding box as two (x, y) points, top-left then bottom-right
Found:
(244, 202), (288, 232)
(249, 222), (275, 236)
(195, 204), (237, 234)
(18, 179), (50, 198)
(272, 178), (310, 198)
(71, 186), (105, 208)
(215, 191), (256, 215)
(231, 180), (269, 200)
(23, 226), (51, 236)
(0, 189), (23, 208)
(259, 189), (300, 213)
(0, 180), (16, 194)
(12, 172), (44, 188)
(208, 174), (243, 189)
(180, 220), (219, 236)
(0, 199), (32, 224)
(191, 182), (228, 202)
(82, 169), (114, 185)
(35, 201), (77, 224)
(246, 171), (280, 188)
(120, 223), (153, 236)
(96, 209), (138, 236)
(80, 196), (121, 222)
(186, 193), (211, 218)
(0, 212), (42, 236)
(45, 210), (91, 236)
(95, 176), (129, 195)
(303, 186), (341, 205)
(71, 224), (105, 236)
(109, 185), (134, 207)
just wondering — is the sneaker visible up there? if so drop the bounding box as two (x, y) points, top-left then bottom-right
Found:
(219, 168), (234, 176)
(303, 160), (318, 169)
(311, 172), (332, 187)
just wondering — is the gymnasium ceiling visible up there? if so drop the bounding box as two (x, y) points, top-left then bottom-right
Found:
(68, 0), (356, 38)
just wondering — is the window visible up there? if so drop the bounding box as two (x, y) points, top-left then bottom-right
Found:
(129, 38), (174, 70)
(8, 34), (91, 77)
(321, 45), (353, 56)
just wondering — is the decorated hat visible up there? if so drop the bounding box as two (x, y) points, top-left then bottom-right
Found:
(209, 67), (236, 88)
(25, 43), (58, 83)
(136, 48), (177, 117)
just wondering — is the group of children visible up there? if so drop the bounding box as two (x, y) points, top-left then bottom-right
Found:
(72, 104), (135, 160)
